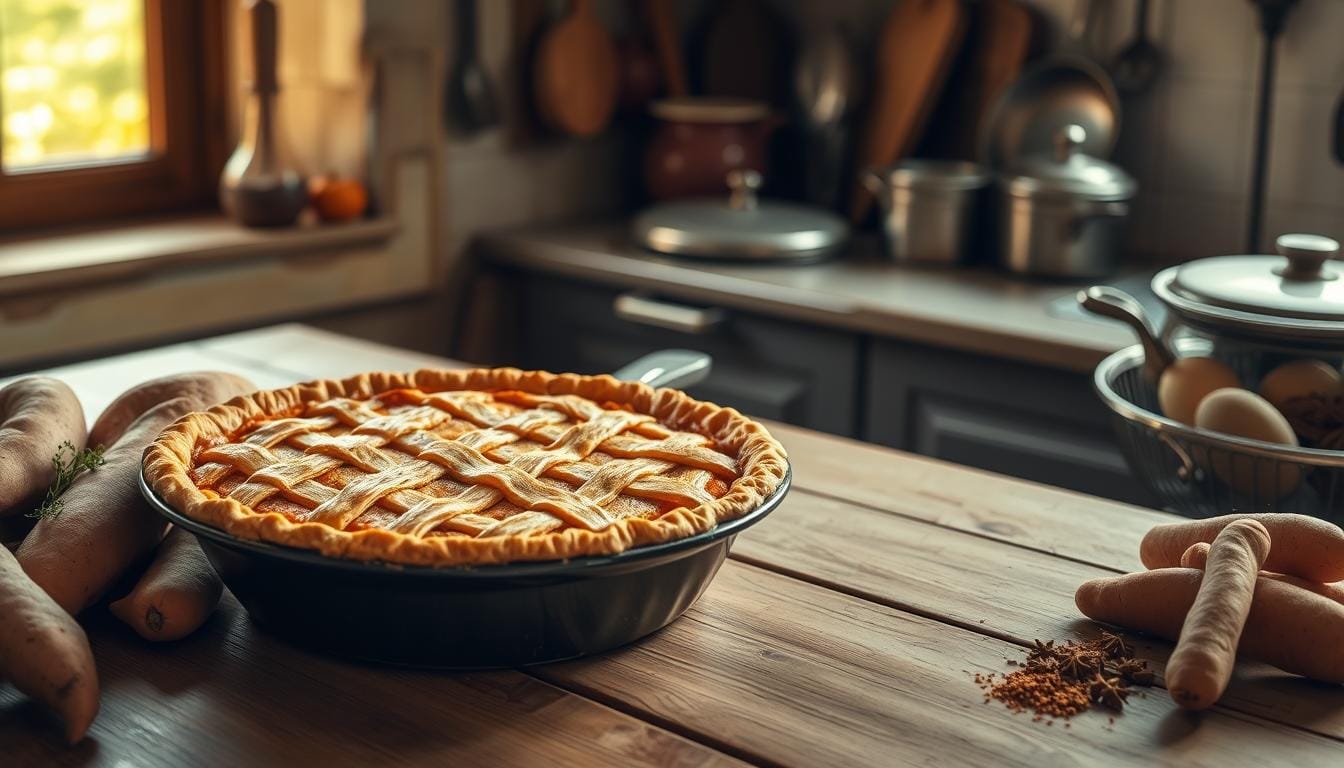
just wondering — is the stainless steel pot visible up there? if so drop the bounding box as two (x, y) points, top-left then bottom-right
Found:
(1152, 233), (1344, 348)
(1081, 232), (1344, 385)
(862, 160), (988, 265)
(998, 125), (1135, 277)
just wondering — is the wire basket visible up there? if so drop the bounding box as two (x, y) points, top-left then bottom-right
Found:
(1095, 341), (1344, 524)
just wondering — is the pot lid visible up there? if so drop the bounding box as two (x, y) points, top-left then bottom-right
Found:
(1162, 234), (1344, 322)
(979, 55), (1120, 170)
(876, 160), (989, 192)
(632, 170), (848, 260)
(1005, 125), (1136, 200)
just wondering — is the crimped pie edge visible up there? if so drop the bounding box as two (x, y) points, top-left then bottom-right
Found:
(142, 367), (789, 566)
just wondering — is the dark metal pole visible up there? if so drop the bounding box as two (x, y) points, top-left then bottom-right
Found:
(1246, 0), (1299, 253)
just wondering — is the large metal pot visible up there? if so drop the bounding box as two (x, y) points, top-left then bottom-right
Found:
(998, 125), (1135, 277)
(1081, 232), (1344, 383)
(862, 160), (988, 265)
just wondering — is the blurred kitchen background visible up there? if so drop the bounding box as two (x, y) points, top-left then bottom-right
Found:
(2, 0), (1343, 507)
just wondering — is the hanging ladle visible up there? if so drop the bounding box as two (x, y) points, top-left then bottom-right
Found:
(1078, 285), (1175, 382)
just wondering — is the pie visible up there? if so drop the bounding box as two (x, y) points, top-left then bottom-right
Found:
(143, 368), (788, 566)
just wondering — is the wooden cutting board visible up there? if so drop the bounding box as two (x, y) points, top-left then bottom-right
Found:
(849, 0), (967, 221)
(920, 0), (1036, 160)
(533, 0), (619, 137)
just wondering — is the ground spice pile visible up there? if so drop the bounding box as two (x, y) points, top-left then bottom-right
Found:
(974, 632), (1155, 723)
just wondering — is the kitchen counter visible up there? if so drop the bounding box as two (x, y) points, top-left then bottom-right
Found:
(3, 325), (1341, 766)
(477, 223), (1139, 373)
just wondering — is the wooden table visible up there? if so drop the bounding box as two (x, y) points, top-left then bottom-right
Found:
(2, 324), (1341, 767)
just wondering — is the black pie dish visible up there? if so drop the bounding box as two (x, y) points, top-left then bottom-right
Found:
(138, 466), (790, 668)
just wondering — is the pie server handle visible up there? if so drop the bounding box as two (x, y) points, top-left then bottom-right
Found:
(612, 350), (712, 390)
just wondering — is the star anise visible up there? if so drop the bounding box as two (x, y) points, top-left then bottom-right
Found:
(1027, 639), (1058, 663)
(1058, 648), (1103, 680)
(1097, 630), (1130, 659)
(1089, 674), (1131, 711)
(1110, 658), (1155, 686)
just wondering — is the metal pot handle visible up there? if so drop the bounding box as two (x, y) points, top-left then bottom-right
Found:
(612, 350), (712, 389)
(1077, 286), (1174, 381)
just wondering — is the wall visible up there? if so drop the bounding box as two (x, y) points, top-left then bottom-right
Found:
(1107, 0), (1344, 260)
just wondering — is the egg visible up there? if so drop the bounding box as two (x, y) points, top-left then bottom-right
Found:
(1194, 388), (1301, 497)
(1258, 359), (1343, 412)
(1158, 357), (1240, 425)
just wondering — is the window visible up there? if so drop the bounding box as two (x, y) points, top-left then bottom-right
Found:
(0, 0), (226, 231)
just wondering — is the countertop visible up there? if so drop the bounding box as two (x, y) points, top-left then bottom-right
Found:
(477, 223), (1141, 373)
(3, 325), (1341, 766)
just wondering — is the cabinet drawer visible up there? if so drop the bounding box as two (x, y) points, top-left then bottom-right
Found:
(518, 277), (859, 436)
(864, 338), (1150, 506)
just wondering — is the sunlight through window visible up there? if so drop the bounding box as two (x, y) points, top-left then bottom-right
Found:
(0, 0), (149, 171)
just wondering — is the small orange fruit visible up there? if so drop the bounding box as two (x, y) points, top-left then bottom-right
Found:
(310, 177), (368, 222)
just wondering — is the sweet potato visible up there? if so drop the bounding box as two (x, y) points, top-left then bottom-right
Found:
(1140, 513), (1344, 582)
(110, 526), (222, 641)
(0, 377), (86, 517)
(1076, 568), (1344, 683)
(0, 544), (99, 742)
(18, 372), (254, 614)
(17, 398), (199, 614)
(88, 371), (254, 447)
(1165, 520), (1270, 709)
(1182, 542), (1344, 605)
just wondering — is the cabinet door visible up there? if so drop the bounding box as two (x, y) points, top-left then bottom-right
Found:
(517, 276), (859, 436)
(865, 338), (1150, 506)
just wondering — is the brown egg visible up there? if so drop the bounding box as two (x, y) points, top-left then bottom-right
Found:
(1158, 357), (1240, 425)
(1194, 388), (1301, 497)
(1258, 359), (1343, 412)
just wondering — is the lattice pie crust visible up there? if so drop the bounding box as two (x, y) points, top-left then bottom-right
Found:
(143, 368), (788, 566)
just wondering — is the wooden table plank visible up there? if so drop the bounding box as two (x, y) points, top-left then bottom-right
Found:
(764, 419), (1160, 573)
(730, 488), (1344, 741)
(536, 561), (1344, 768)
(0, 596), (747, 768)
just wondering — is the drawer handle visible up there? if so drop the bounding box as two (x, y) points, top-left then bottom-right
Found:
(613, 293), (725, 334)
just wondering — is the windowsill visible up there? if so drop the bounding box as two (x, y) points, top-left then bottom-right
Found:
(0, 213), (400, 298)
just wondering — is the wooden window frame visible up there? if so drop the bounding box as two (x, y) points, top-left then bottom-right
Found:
(0, 0), (228, 232)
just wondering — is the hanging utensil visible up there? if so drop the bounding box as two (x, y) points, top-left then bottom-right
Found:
(1244, 0), (1301, 252)
(794, 23), (860, 209)
(1112, 0), (1163, 94)
(920, 0), (1034, 161)
(445, 0), (500, 136)
(849, 0), (967, 222)
(1334, 86), (1344, 166)
(643, 0), (687, 98)
(533, 0), (619, 137)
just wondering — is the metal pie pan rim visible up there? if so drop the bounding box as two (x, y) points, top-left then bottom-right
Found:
(139, 465), (792, 579)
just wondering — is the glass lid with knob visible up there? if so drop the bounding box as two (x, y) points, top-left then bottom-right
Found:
(1152, 233), (1344, 342)
(631, 170), (849, 261)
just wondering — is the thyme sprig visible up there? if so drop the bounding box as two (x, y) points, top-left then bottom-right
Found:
(27, 441), (106, 520)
